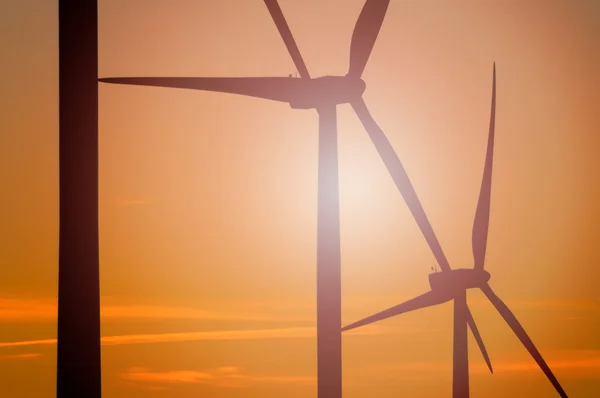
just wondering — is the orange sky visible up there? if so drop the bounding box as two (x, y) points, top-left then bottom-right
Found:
(1, 1), (599, 397)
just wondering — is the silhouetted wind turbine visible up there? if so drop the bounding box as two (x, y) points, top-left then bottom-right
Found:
(342, 65), (568, 398)
(57, 1), (101, 397)
(99, 1), (390, 398)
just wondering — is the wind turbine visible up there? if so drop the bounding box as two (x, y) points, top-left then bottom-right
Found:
(342, 65), (568, 398)
(57, 0), (101, 397)
(99, 1), (391, 398)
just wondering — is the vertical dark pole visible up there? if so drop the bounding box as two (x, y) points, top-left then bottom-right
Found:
(316, 105), (342, 398)
(57, 1), (101, 397)
(452, 291), (469, 398)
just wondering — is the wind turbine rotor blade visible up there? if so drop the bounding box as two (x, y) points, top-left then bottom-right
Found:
(98, 77), (300, 103)
(351, 98), (451, 272)
(342, 290), (449, 332)
(263, 0), (311, 79)
(347, 0), (390, 78)
(472, 63), (497, 270)
(480, 283), (568, 398)
(465, 304), (493, 374)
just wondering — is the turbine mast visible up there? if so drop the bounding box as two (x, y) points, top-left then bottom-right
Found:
(57, 0), (101, 397)
(316, 105), (342, 398)
(453, 290), (469, 397)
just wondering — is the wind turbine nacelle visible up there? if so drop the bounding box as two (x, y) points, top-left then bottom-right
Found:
(428, 268), (491, 295)
(288, 75), (366, 109)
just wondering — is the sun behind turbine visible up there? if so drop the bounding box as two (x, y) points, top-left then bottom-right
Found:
(99, 2), (392, 398)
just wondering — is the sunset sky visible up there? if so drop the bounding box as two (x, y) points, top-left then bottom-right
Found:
(1, 0), (600, 397)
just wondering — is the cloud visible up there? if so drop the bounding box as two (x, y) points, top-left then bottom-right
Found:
(0, 353), (42, 360)
(478, 358), (600, 374)
(465, 297), (600, 312)
(119, 353), (600, 390)
(100, 304), (310, 322)
(0, 339), (56, 348)
(0, 297), (57, 321)
(355, 350), (600, 380)
(3, 295), (598, 324)
(122, 366), (315, 388)
(470, 350), (600, 378)
(0, 324), (393, 349)
(122, 352), (597, 387)
(0, 297), (310, 323)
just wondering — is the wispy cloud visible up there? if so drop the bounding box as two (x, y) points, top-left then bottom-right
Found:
(122, 366), (315, 388)
(356, 350), (600, 379)
(3, 295), (598, 323)
(0, 297), (309, 322)
(343, 294), (600, 317)
(0, 297), (57, 321)
(475, 357), (600, 375)
(471, 350), (600, 377)
(465, 297), (600, 312)
(100, 304), (311, 322)
(0, 324), (394, 349)
(0, 339), (56, 348)
(121, 352), (600, 391)
(0, 353), (42, 360)
(100, 327), (318, 346)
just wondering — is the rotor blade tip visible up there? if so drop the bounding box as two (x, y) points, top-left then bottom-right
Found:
(342, 321), (365, 332)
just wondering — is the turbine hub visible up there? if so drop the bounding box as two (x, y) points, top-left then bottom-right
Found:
(288, 75), (366, 109)
(428, 268), (491, 295)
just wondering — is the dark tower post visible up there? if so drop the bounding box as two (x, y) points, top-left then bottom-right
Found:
(57, 1), (101, 397)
